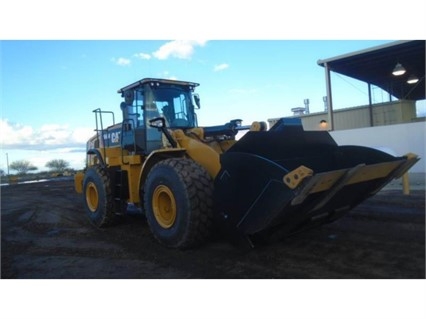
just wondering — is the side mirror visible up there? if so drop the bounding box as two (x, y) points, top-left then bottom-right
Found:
(149, 117), (166, 129)
(149, 117), (177, 148)
(193, 93), (201, 109)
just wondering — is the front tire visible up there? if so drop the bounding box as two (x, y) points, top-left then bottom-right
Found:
(143, 158), (214, 249)
(82, 165), (116, 227)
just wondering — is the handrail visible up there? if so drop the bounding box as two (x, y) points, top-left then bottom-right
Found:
(92, 108), (115, 166)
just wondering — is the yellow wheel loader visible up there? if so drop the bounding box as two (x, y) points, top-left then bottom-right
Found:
(74, 78), (419, 249)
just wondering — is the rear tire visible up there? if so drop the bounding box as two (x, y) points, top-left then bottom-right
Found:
(82, 165), (117, 227)
(143, 158), (214, 249)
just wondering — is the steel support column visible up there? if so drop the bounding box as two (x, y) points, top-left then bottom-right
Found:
(324, 62), (334, 131)
(368, 83), (374, 127)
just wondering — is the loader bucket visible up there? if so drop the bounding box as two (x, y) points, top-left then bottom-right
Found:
(213, 119), (419, 245)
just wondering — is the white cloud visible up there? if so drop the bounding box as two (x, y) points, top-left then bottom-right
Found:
(214, 63), (229, 72)
(0, 119), (93, 171)
(72, 127), (95, 144)
(0, 119), (34, 145)
(134, 52), (151, 60)
(152, 40), (207, 60)
(111, 57), (131, 66)
(117, 57), (131, 66)
(111, 40), (207, 66)
(1, 119), (93, 150)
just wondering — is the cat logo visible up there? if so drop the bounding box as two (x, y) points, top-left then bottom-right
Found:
(102, 131), (121, 144)
(111, 132), (120, 143)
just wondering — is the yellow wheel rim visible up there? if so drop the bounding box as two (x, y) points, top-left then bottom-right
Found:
(86, 181), (99, 213)
(152, 185), (176, 229)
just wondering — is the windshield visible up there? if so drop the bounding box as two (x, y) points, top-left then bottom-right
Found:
(152, 86), (197, 128)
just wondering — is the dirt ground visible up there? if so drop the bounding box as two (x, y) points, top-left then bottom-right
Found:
(1, 177), (425, 279)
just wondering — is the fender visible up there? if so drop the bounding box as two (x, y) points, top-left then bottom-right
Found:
(87, 148), (106, 168)
(138, 148), (187, 195)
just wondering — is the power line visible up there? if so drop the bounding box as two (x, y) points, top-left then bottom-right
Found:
(334, 73), (368, 96)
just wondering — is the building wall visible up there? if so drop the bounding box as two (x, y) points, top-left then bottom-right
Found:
(330, 122), (425, 173)
(372, 100), (417, 125)
(267, 103), (425, 173)
(268, 100), (418, 131)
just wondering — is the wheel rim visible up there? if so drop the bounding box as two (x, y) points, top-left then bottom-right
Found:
(152, 185), (176, 229)
(86, 181), (99, 213)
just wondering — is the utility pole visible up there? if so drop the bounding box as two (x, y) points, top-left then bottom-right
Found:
(6, 152), (10, 175)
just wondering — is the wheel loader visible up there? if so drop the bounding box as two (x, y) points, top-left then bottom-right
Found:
(74, 78), (419, 248)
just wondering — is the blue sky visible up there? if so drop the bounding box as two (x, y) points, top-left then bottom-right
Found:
(5, 39), (424, 173)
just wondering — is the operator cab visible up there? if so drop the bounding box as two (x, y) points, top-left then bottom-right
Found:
(117, 78), (199, 154)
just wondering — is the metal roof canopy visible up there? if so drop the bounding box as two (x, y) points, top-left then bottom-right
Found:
(317, 40), (425, 130)
(318, 40), (425, 100)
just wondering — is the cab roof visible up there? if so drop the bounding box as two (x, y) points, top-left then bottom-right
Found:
(117, 78), (200, 94)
